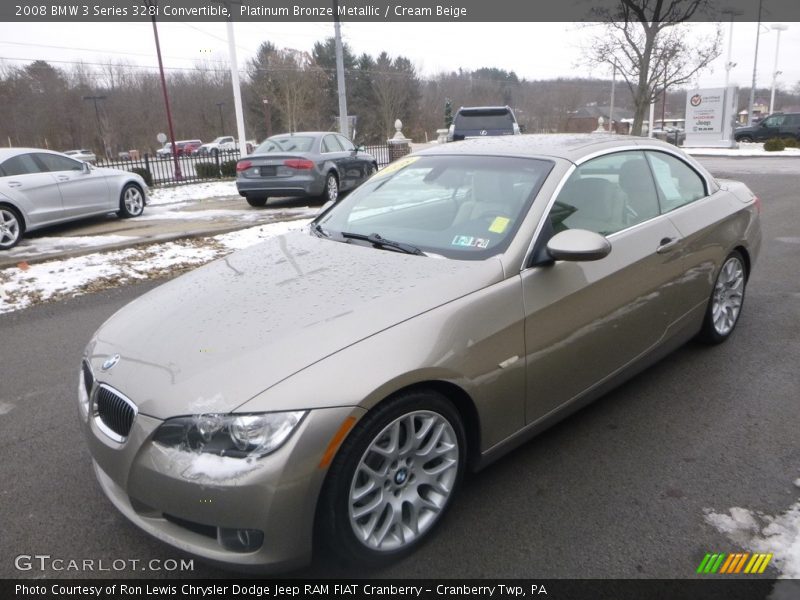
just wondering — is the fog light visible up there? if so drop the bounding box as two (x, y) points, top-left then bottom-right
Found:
(217, 527), (264, 552)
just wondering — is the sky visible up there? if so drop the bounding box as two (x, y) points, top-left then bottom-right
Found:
(0, 20), (799, 97)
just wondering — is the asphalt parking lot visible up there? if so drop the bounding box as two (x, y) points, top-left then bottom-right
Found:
(0, 156), (797, 585)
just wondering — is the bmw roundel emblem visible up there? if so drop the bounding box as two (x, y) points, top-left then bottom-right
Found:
(101, 354), (121, 371)
(480, 129), (488, 136)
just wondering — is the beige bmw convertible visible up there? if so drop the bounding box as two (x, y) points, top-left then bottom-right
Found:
(80, 134), (761, 571)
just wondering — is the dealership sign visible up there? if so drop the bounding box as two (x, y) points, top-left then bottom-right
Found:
(684, 86), (737, 148)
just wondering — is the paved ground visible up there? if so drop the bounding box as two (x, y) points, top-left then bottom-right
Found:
(0, 193), (320, 268)
(0, 157), (797, 585)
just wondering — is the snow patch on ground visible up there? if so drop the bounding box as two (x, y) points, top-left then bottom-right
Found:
(0, 219), (311, 314)
(684, 145), (800, 157)
(3, 234), (134, 259)
(704, 488), (800, 579)
(147, 180), (239, 205)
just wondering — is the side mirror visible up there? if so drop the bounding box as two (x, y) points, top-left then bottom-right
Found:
(81, 162), (91, 174)
(547, 229), (611, 262)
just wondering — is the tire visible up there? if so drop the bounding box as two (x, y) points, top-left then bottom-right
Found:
(737, 135), (753, 143)
(118, 183), (145, 218)
(245, 194), (268, 207)
(317, 390), (466, 566)
(321, 172), (339, 204)
(698, 251), (747, 344)
(0, 204), (24, 250)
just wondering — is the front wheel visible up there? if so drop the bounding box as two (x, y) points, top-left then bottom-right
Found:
(736, 135), (754, 143)
(318, 390), (465, 566)
(118, 183), (145, 218)
(698, 251), (747, 344)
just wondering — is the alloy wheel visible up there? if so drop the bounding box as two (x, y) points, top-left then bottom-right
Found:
(711, 256), (745, 336)
(348, 410), (459, 552)
(123, 186), (144, 216)
(0, 208), (21, 248)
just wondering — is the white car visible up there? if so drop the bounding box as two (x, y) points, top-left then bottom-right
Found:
(194, 136), (236, 156)
(0, 148), (148, 250)
(64, 149), (97, 163)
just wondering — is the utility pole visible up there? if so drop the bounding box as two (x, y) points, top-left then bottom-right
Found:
(262, 98), (272, 138)
(608, 60), (616, 134)
(146, 0), (181, 179)
(769, 24), (788, 114)
(82, 95), (106, 157)
(332, 0), (349, 137)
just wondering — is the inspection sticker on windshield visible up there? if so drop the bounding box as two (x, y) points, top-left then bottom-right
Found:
(373, 156), (420, 178)
(452, 235), (489, 249)
(488, 216), (510, 233)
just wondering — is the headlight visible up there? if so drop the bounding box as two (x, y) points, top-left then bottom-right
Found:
(153, 411), (306, 459)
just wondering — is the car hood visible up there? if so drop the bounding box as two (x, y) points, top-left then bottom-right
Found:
(87, 231), (505, 420)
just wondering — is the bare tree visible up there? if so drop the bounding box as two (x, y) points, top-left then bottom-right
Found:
(585, 0), (722, 135)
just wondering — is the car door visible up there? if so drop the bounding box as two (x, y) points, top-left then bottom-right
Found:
(521, 150), (687, 423)
(335, 134), (369, 187)
(321, 134), (352, 189)
(0, 152), (64, 227)
(35, 152), (111, 218)
(756, 115), (784, 141)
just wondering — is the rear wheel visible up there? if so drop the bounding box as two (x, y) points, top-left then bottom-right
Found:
(0, 205), (23, 250)
(118, 183), (145, 218)
(321, 172), (339, 204)
(318, 390), (465, 566)
(698, 251), (747, 344)
(245, 194), (268, 207)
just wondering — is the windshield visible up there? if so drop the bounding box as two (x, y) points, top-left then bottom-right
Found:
(255, 136), (315, 154)
(315, 155), (552, 260)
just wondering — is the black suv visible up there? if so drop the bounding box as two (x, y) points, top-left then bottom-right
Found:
(734, 112), (800, 142)
(448, 106), (521, 142)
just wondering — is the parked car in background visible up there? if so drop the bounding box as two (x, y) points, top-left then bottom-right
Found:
(156, 140), (203, 157)
(0, 148), (148, 250)
(80, 134), (760, 571)
(194, 136), (237, 156)
(447, 105), (521, 141)
(652, 127), (686, 146)
(734, 112), (800, 142)
(236, 132), (377, 206)
(63, 149), (97, 164)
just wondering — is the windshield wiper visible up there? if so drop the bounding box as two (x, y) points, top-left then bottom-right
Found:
(339, 231), (426, 256)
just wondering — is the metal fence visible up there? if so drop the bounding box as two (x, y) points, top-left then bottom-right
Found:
(97, 150), (243, 187)
(97, 144), (393, 187)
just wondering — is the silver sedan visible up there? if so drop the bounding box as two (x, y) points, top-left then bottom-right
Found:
(0, 148), (148, 250)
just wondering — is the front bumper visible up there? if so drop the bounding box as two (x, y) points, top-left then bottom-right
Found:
(83, 404), (363, 571)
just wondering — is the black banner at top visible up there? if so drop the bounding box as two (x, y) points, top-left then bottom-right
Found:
(3, 0), (800, 22)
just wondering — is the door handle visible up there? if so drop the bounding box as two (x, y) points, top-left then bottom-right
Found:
(56, 176), (69, 181)
(657, 237), (681, 254)
(7, 181), (22, 187)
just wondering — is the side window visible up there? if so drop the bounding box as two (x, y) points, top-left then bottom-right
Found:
(646, 151), (706, 213)
(548, 151), (659, 236)
(36, 153), (83, 172)
(322, 135), (343, 153)
(336, 135), (355, 151)
(763, 115), (784, 127)
(1, 154), (44, 176)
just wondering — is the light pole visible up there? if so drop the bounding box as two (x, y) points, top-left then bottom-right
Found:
(216, 102), (225, 135)
(747, 0), (764, 126)
(262, 98), (272, 138)
(769, 24), (788, 114)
